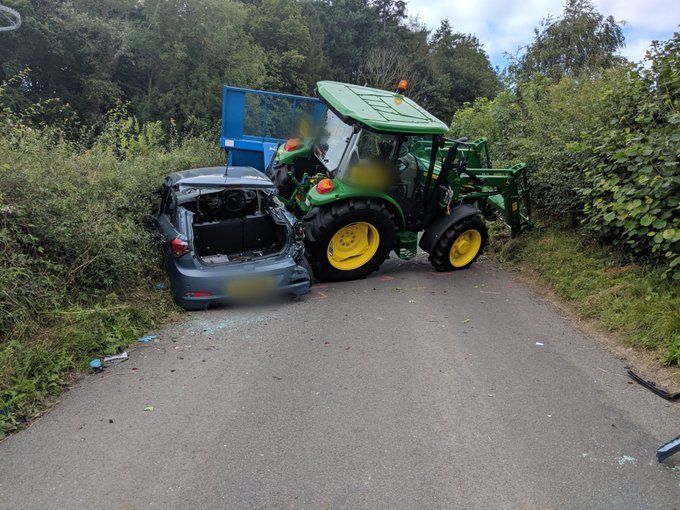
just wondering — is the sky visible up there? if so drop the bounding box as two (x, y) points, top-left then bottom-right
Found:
(405, 0), (680, 69)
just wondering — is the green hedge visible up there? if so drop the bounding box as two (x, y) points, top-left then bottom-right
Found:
(579, 36), (680, 279)
(0, 97), (221, 434)
(451, 32), (680, 279)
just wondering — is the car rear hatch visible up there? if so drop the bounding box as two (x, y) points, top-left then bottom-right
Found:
(174, 167), (292, 266)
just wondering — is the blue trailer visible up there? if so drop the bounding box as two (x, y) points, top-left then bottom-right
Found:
(220, 86), (325, 172)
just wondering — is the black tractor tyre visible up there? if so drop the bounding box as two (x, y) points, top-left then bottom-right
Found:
(305, 200), (396, 282)
(429, 215), (488, 272)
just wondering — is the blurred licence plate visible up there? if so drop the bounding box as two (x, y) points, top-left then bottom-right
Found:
(227, 276), (274, 297)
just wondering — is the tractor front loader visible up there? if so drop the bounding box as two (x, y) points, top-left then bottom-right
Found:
(219, 80), (532, 282)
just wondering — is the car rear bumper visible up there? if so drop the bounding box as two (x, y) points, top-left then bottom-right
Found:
(165, 254), (311, 310)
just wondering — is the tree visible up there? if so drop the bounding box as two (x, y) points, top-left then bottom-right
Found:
(357, 48), (411, 90)
(357, 47), (428, 103)
(247, 0), (314, 94)
(0, 0), (503, 135)
(509, 0), (625, 82)
(304, 0), (383, 82)
(0, 0), (132, 124)
(118, 0), (266, 134)
(427, 21), (501, 122)
(370, 0), (406, 32)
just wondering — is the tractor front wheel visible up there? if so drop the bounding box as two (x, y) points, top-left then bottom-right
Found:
(429, 215), (488, 271)
(305, 200), (396, 281)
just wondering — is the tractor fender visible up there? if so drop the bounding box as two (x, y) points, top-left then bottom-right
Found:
(419, 204), (482, 254)
(307, 186), (406, 230)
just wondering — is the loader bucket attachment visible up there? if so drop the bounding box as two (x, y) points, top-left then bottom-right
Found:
(465, 163), (533, 237)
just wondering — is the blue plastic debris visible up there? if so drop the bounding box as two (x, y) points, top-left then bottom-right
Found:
(155, 282), (166, 290)
(657, 434), (680, 462)
(89, 359), (102, 369)
(137, 335), (158, 343)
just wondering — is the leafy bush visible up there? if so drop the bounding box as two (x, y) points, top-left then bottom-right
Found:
(0, 86), (221, 434)
(579, 35), (680, 279)
(0, 122), (219, 334)
(451, 31), (679, 279)
(451, 76), (610, 223)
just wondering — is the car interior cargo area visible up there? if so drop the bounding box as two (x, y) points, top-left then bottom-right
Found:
(185, 189), (287, 265)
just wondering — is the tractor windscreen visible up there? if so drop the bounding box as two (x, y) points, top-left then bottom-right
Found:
(336, 130), (400, 191)
(314, 109), (353, 173)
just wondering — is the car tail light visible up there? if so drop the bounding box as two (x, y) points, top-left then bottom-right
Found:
(316, 178), (334, 194)
(186, 291), (211, 298)
(170, 238), (190, 257)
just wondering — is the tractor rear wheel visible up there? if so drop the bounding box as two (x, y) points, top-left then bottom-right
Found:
(305, 200), (396, 281)
(429, 215), (488, 271)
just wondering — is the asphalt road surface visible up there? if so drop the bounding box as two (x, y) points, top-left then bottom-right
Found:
(1, 258), (678, 509)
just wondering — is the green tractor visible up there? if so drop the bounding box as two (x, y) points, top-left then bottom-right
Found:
(221, 81), (532, 281)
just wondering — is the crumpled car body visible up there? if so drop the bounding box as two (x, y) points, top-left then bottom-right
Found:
(155, 166), (311, 310)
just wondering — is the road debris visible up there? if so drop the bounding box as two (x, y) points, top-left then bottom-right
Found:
(627, 370), (680, 401)
(657, 434), (680, 463)
(89, 352), (128, 370)
(103, 352), (128, 364)
(536, 342), (544, 346)
(615, 455), (637, 466)
(137, 335), (158, 343)
(463, 318), (470, 324)
(144, 405), (155, 412)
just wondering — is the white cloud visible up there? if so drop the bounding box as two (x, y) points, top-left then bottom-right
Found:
(406, 0), (679, 66)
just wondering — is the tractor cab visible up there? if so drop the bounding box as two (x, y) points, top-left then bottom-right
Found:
(219, 80), (532, 282)
(312, 81), (447, 193)
(315, 108), (416, 193)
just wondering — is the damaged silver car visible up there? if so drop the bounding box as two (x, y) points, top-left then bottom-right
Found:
(155, 166), (311, 310)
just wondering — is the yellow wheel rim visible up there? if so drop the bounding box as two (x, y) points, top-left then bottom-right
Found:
(327, 222), (380, 271)
(449, 229), (482, 267)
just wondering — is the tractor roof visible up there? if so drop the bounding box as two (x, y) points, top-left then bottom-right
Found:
(316, 81), (449, 135)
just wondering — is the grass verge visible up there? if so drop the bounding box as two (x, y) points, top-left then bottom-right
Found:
(497, 227), (680, 366)
(0, 118), (220, 437)
(0, 290), (176, 437)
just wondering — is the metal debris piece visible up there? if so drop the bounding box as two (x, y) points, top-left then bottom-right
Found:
(627, 370), (680, 401)
(658, 435), (680, 462)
